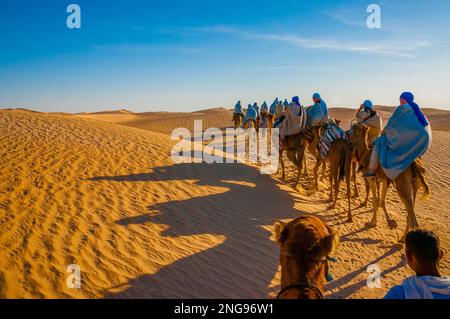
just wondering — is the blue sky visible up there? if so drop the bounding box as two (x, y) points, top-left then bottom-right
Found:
(1, 0), (449, 112)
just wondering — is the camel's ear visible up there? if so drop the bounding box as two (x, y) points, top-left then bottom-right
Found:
(335, 119), (341, 127)
(274, 221), (288, 244)
(322, 230), (340, 257)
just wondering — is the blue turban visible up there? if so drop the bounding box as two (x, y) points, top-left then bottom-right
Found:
(292, 96), (300, 106)
(400, 92), (429, 127)
(283, 99), (289, 107)
(313, 93), (321, 100)
(363, 99), (373, 111)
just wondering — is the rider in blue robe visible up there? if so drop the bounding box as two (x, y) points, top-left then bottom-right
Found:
(364, 92), (432, 180)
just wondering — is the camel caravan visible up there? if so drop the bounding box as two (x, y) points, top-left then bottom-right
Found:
(233, 92), (450, 299)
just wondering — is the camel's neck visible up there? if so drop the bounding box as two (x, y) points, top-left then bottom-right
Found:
(282, 261), (326, 297)
(355, 140), (371, 171)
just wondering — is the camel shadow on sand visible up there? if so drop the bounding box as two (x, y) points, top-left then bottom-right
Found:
(89, 163), (302, 298)
(326, 246), (406, 298)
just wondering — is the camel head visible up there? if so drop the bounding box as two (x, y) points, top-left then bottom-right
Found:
(334, 119), (341, 127)
(274, 216), (339, 299)
(350, 123), (369, 158)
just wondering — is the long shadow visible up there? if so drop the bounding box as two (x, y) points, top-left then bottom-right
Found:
(89, 163), (302, 298)
(326, 246), (406, 298)
(338, 225), (383, 245)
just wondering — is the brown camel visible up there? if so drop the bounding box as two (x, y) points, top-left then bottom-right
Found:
(326, 139), (353, 222)
(350, 124), (430, 242)
(243, 118), (258, 133)
(279, 124), (331, 191)
(279, 132), (308, 190)
(266, 113), (274, 129)
(308, 124), (353, 220)
(349, 124), (381, 204)
(274, 215), (339, 299)
(303, 124), (326, 182)
(232, 113), (242, 129)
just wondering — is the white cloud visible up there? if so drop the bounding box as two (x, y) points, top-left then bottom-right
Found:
(93, 44), (202, 55)
(166, 24), (431, 58)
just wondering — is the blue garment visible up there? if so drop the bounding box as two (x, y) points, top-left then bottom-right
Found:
(269, 99), (277, 115)
(385, 284), (450, 299)
(244, 106), (258, 123)
(400, 92), (429, 127)
(373, 103), (431, 180)
(273, 116), (285, 128)
(292, 96), (300, 106)
(283, 99), (289, 107)
(261, 101), (268, 113)
(252, 103), (261, 117)
(260, 116), (268, 128)
(306, 98), (328, 127)
(234, 101), (243, 114)
(363, 99), (373, 112)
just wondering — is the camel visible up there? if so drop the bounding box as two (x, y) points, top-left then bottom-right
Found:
(349, 124), (430, 242)
(308, 120), (354, 193)
(278, 123), (325, 185)
(266, 113), (274, 129)
(232, 113), (242, 129)
(303, 124), (326, 182)
(348, 122), (381, 205)
(279, 132), (308, 190)
(307, 121), (372, 222)
(243, 118), (258, 132)
(274, 215), (339, 299)
(325, 139), (353, 222)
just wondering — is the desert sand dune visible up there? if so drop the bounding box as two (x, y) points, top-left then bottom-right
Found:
(73, 106), (450, 134)
(0, 106), (449, 299)
(74, 107), (232, 135)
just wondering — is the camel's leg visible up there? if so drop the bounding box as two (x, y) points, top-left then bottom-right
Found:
(352, 160), (359, 198)
(331, 171), (341, 210)
(328, 164), (334, 202)
(279, 148), (286, 181)
(396, 171), (419, 243)
(287, 149), (298, 166)
(328, 161), (339, 209)
(320, 160), (327, 181)
(346, 178), (352, 222)
(295, 149), (304, 189)
(303, 152), (308, 176)
(286, 149), (300, 189)
(345, 153), (352, 222)
(361, 179), (370, 207)
(366, 178), (379, 227)
(312, 158), (322, 191)
(412, 177), (420, 202)
(379, 180), (397, 229)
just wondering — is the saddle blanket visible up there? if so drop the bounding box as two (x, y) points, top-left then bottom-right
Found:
(319, 121), (345, 158)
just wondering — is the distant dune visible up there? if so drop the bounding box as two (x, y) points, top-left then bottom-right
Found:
(0, 106), (449, 299)
(72, 105), (450, 134)
(73, 107), (234, 135)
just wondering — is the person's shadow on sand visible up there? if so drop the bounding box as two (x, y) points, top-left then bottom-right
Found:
(90, 163), (302, 298)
